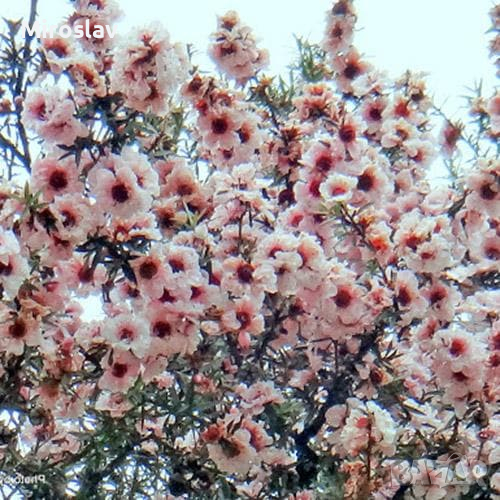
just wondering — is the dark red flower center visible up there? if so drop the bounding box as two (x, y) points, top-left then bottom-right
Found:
(78, 266), (94, 283)
(236, 311), (251, 329)
(278, 187), (295, 205)
(119, 328), (134, 341)
(331, 25), (344, 39)
(219, 437), (241, 458)
(139, 261), (158, 280)
(449, 338), (466, 357)
(111, 183), (130, 203)
(369, 106), (382, 121)
(169, 258), (184, 273)
(404, 234), (424, 251)
(452, 371), (468, 382)
(357, 172), (375, 192)
(61, 210), (76, 227)
(339, 124), (356, 143)
(397, 287), (412, 307)
(158, 209), (175, 229)
(343, 63), (360, 80)
(177, 183), (194, 196)
(492, 332), (500, 351)
(308, 178), (322, 197)
(153, 321), (171, 338)
(49, 170), (68, 190)
(112, 362), (128, 378)
(394, 101), (410, 118)
(490, 353), (500, 368)
(187, 76), (203, 94)
(429, 289), (446, 305)
(485, 246), (499, 260)
(220, 43), (236, 57)
(9, 319), (27, 339)
(334, 287), (353, 308)
(159, 289), (176, 302)
(237, 263), (253, 283)
(237, 127), (250, 144)
(211, 117), (229, 135)
(315, 154), (333, 172)
(480, 182), (496, 200)
(370, 368), (383, 384)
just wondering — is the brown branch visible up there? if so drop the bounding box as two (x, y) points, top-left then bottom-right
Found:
(8, 0), (38, 175)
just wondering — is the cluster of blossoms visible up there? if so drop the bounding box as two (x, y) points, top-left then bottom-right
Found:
(0, 0), (498, 498)
(208, 11), (269, 85)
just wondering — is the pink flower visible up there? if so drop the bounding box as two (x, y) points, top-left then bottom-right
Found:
(403, 136), (436, 166)
(0, 312), (41, 356)
(355, 352), (392, 398)
(303, 137), (343, 175)
(322, 269), (367, 328)
(101, 313), (150, 358)
(41, 35), (75, 73)
(352, 155), (389, 205)
(120, 147), (160, 196)
(340, 399), (397, 456)
(422, 280), (460, 322)
(293, 172), (325, 212)
(380, 117), (417, 149)
(254, 232), (303, 296)
(360, 96), (387, 135)
(433, 326), (488, 414)
(337, 114), (365, 160)
(163, 243), (203, 286)
(210, 116), (262, 168)
(198, 106), (243, 149)
(221, 256), (276, 297)
(32, 157), (83, 202)
(319, 172), (356, 204)
(22, 86), (88, 145)
(394, 210), (461, 273)
(206, 426), (257, 475)
(160, 160), (201, 200)
(68, 54), (107, 100)
(202, 415), (260, 476)
(51, 193), (99, 244)
(292, 83), (336, 122)
(98, 348), (141, 393)
(468, 229), (500, 267)
(332, 48), (371, 94)
(88, 160), (153, 218)
(465, 160), (500, 218)
(146, 304), (199, 358)
(393, 270), (427, 325)
(131, 248), (169, 299)
(221, 295), (265, 339)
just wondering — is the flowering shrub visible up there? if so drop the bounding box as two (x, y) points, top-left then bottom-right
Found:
(0, 0), (499, 498)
